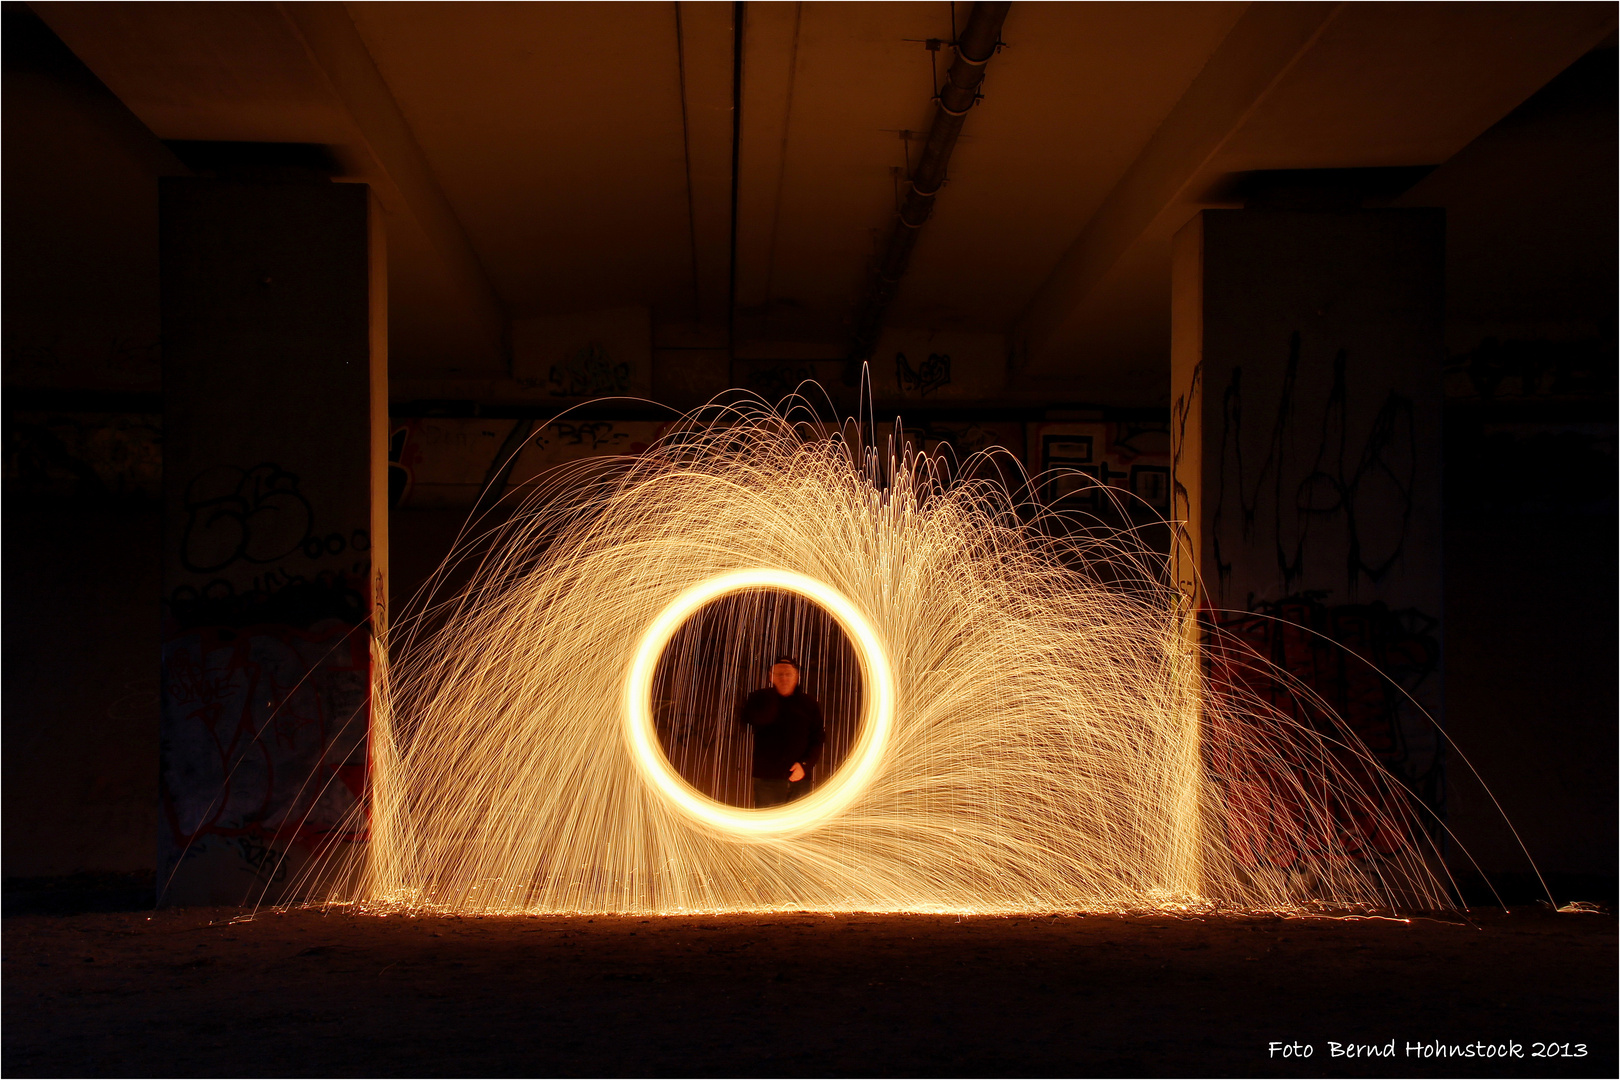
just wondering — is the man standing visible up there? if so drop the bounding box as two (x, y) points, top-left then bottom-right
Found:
(739, 655), (825, 808)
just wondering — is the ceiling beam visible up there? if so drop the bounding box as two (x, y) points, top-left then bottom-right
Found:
(844, 1), (1012, 384)
(1012, 1), (1618, 379)
(673, 1), (737, 335)
(1011, 2), (1341, 375)
(732, 1), (803, 335)
(32, 0), (509, 375)
(280, 3), (507, 369)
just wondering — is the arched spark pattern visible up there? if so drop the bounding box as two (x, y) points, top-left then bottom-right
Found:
(337, 397), (1448, 914)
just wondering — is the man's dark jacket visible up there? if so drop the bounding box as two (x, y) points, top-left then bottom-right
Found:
(739, 687), (825, 781)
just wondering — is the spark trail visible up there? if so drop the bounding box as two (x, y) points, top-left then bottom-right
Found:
(331, 396), (1448, 914)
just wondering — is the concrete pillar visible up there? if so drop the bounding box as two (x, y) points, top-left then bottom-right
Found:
(158, 180), (387, 905)
(1171, 209), (1447, 831)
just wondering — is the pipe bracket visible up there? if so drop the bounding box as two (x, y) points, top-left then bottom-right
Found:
(953, 41), (997, 67)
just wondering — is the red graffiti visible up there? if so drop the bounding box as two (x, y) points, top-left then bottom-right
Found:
(160, 620), (371, 865)
(1204, 596), (1441, 871)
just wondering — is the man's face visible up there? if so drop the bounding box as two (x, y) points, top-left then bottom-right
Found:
(770, 663), (799, 696)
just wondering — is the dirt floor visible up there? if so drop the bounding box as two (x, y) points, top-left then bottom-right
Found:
(2, 904), (1614, 1077)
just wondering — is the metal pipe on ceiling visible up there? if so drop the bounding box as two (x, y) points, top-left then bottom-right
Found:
(843, 0), (1012, 385)
(728, 2), (745, 360)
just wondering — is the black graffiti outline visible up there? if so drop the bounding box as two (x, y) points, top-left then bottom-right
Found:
(1212, 332), (1416, 603)
(553, 421), (628, 449)
(745, 361), (819, 398)
(180, 463), (315, 574)
(896, 351), (952, 396)
(1111, 420), (1171, 460)
(236, 834), (289, 884)
(548, 342), (630, 397)
(1170, 360), (1203, 596)
(387, 424), (413, 509)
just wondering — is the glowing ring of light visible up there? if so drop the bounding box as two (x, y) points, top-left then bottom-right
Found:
(624, 569), (894, 838)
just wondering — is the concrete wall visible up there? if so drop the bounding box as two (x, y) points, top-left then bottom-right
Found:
(1172, 208), (1450, 881)
(2, 5), (179, 889)
(1412, 48), (1618, 892)
(156, 180), (387, 905)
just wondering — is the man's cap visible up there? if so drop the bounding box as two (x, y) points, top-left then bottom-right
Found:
(772, 655), (800, 669)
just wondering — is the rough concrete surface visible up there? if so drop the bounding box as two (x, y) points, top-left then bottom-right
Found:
(2, 905), (1614, 1077)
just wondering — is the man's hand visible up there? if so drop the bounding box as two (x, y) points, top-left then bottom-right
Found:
(788, 762), (805, 782)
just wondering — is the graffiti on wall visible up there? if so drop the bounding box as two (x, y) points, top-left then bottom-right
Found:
(388, 417), (665, 509)
(160, 620), (370, 889)
(5, 410), (162, 503)
(385, 418), (505, 510)
(1203, 595), (1443, 872)
(388, 425), (413, 509)
(1211, 332), (1418, 605)
(168, 569), (368, 635)
(1194, 330), (1445, 866)
(895, 351), (952, 397)
(1031, 421), (1172, 515)
(548, 342), (631, 398)
(171, 461), (370, 625)
(162, 455), (374, 901)
(1445, 336), (1617, 401)
(180, 464), (316, 573)
(1170, 360), (1204, 599)
(553, 421), (631, 450)
(891, 420), (1026, 486)
(386, 412), (1188, 523)
(740, 361), (823, 399)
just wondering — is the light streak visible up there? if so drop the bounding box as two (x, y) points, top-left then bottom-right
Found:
(624, 568), (894, 838)
(331, 398), (1449, 916)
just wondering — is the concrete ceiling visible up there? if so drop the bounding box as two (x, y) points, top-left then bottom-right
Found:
(32, 2), (1617, 400)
